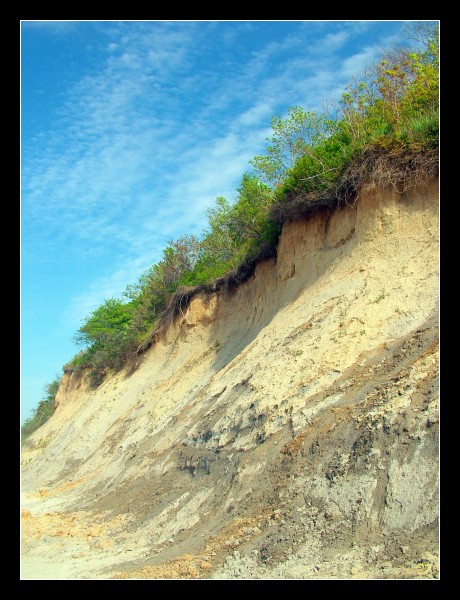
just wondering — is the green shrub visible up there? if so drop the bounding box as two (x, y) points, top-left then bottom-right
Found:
(21, 377), (62, 443)
(279, 127), (354, 197)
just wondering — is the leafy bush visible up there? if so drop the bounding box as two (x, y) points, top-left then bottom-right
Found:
(339, 25), (438, 152)
(279, 125), (355, 198)
(250, 107), (334, 186)
(73, 298), (137, 374)
(22, 377), (61, 443)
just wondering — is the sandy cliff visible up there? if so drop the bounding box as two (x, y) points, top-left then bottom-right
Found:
(21, 179), (439, 579)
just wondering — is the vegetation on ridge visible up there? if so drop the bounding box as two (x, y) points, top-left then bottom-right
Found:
(22, 23), (439, 440)
(21, 377), (61, 442)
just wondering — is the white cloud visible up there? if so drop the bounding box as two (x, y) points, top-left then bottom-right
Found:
(311, 30), (350, 54)
(236, 102), (274, 127)
(341, 46), (381, 77)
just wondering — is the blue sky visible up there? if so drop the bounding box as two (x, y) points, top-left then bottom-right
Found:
(21, 20), (420, 421)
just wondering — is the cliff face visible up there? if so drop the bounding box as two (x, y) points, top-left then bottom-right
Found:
(21, 180), (439, 579)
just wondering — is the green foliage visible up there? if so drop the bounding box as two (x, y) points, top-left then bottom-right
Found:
(232, 174), (272, 242)
(203, 175), (276, 259)
(250, 107), (333, 186)
(280, 125), (355, 197)
(60, 25), (438, 387)
(396, 111), (439, 149)
(73, 298), (137, 376)
(273, 23), (438, 204)
(180, 177), (278, 287)
(202, 196), (242, 269)
(339, 23), (438, 151)
(21, 376), (62, 443)
(125, 234), (204, 337)
(75, 298), (133, 347)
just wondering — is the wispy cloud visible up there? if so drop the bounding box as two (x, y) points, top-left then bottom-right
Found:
(310, 30), (350, 55)
(341, 46), (380, 77)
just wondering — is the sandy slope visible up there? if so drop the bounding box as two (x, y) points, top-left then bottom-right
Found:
(21, 180), (439, 579)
